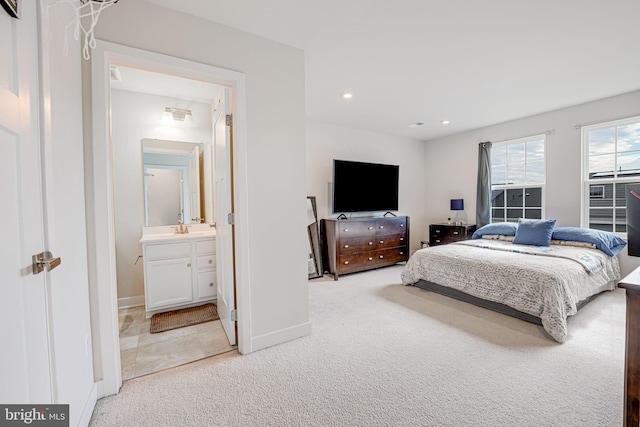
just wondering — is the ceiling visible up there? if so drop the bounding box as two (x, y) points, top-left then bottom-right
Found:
(143, 0), (640, 141)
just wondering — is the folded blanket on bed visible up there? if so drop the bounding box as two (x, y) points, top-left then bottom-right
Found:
(456, 239), (607, 275)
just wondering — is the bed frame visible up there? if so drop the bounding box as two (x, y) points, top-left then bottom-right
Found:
(410, 279), (600, 326)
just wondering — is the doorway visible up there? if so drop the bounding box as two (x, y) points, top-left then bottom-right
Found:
(88, 41), (251, 395)
(109, 65), (233, 379)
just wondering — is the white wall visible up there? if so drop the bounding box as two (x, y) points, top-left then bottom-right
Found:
(111, 89), (213, 302)
(96, 2), (309, 348)
(424, 90), (640, 276)
(307, 121), (428, 251)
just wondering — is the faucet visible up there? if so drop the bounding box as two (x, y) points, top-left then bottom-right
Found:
(176, 220), (189, 234)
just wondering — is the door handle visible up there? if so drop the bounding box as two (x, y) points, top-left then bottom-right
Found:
(32, 251), (62, 275)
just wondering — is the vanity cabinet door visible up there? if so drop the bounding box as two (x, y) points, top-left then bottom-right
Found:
(145, 257), (193, 310)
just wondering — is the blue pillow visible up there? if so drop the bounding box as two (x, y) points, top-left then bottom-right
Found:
(512, 218), (556, 246)
(551, 226), (627, 257)
(472, 222), (519, 239)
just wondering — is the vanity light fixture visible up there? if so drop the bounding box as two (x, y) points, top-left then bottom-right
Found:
(342, 92), (353, 99)
(164, 107), (193, 122)
(441, 120), (451, 125)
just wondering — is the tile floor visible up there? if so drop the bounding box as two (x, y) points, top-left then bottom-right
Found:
(118, 305), (235, 380)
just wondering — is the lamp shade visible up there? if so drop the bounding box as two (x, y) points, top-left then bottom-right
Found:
(450, 199), (464, 211)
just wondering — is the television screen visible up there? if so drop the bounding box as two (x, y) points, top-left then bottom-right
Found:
(333, 159), (399, 213)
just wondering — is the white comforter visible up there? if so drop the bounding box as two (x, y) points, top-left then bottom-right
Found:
(401, 240), (621, 342)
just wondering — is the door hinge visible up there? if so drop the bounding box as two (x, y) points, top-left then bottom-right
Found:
(230, 309), (237, 322)
(228, 212), (235, 225)
(225, 114), (233, 126)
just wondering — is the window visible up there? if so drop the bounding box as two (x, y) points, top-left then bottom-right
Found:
(582, 116), (640, 234)
(491, 135), (545, 223)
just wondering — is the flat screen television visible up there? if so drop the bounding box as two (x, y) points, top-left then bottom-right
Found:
(332, 159), (399, 213)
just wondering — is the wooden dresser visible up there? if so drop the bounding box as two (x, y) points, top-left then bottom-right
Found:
(321, 216), (410, 280)
(618, 267), (640, 427)
(429, 223), (476, 246)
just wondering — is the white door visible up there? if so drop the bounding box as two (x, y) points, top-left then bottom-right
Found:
(2, 3), (97, 423)
(0, 1), (52, 404)
(214, 91), (236, 345)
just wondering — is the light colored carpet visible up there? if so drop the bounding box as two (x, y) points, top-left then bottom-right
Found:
(90, 265), (625, 426)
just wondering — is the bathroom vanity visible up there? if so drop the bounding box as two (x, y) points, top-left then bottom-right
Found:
(140, 225), (216, 318)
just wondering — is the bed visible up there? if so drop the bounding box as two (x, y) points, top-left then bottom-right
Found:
(401, 221), (626, 342)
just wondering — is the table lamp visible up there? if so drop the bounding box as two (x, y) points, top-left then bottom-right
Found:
(450, 199), (464, 225)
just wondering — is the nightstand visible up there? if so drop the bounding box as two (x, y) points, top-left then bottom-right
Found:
(429, 224), (476, 246)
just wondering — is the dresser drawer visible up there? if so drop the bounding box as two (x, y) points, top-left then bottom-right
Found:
(336, 221), (376, 237)
(371, 248), (408, 264)
(429, 224), (476, 246)
(197, 270), (216, 299)
(374, 233), (407, 250)
(339, 236), (377, 254)
(337, 253), (368, 274)
(197, 254), (216, 269)
(375, 218), (407, 236)
(144, 242), (191, 260)
(196, 239), (215, 255)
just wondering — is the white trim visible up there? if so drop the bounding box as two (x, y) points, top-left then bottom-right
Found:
(490, 134), (547, 222)
(580, 115), (640, 234)
(78, 383), (98, 427)
(492, 133), (547, 147)
(88, 40), (252, 398)
(117, 295), (145, 309)
(250, 322), (312, 352)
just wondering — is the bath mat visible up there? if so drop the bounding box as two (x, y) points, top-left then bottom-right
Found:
(150, 303), (219, 334)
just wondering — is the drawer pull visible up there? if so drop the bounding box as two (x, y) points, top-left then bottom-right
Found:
(368, 242), (373, 245)
(400, 237), (404, 241)
(209, 282), (214, 287)
(400, 252), (404, 255)
(344, 261), (349, 265)
(368, 226), (373, 230)
(344, 244), (349, 248)
(368, 257), (373, 261)
(208, 259), (213, 264)
(435, 230), (440, 233)
(187, 263), (191, 267)
(400, 224), (404, 227)
(379, 255), (384, 259)
(379, 225), (384, 229)
(435, 239), (440, 243)
(344, 228), (349, 232)
(453, 231), (459, 235)
(380, 240), (384, 244)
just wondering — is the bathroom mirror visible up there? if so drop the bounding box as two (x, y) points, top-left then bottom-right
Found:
(142, 138), (214, 226)
(307, 196), (323, 279)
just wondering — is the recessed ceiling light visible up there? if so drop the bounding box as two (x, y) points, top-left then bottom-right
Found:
(408, 121), (425, 128)
(342, 92), (353, 99)
(441, 120), (451, 125)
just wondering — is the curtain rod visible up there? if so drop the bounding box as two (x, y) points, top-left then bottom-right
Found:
(490, 130), (555, 145)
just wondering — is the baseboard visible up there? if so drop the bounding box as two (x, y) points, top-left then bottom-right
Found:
(250, 321), (311, 352)
(117, 295), (144, 309)
(78, 382), (98, 427)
